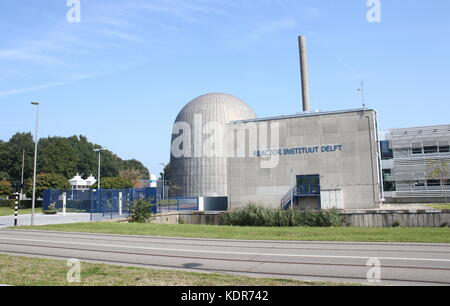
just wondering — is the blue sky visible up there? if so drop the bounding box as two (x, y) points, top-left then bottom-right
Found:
(1, 0), (449, 175)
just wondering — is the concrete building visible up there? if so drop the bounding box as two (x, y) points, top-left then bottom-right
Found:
(69, 174), (96, 191)
(169, 93), (383, 210)
(381, 124), (450, 203)
(169, 93), (256, 198)
(227, 108), (382, 210)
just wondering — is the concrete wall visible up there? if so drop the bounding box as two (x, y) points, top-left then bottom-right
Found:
(227, 110), (382, 210)
(151, 211), (450, 228)
(153, 211), (224, 225)
(342, 211), (450, 228)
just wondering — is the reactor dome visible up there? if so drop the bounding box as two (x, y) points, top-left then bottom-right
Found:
(169, 93), (257, 198)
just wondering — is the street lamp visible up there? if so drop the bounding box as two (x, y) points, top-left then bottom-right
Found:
(160, 162), (166, 201)
(94, 148), (103, 189)
(31, 102), (40, 226)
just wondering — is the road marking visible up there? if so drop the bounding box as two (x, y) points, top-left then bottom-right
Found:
(1, 237), (450, 263)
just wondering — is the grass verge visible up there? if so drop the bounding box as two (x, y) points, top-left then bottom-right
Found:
(0, 254), (342, 286)
(427, 204), (450, 210)
(15, 222), (450, 243)
(0, 207), (34, 217)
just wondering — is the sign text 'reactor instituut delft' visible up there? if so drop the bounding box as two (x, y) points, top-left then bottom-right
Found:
(254, 145), (343, 157)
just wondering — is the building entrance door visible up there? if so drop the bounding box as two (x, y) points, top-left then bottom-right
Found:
(296, 175), (321, 210)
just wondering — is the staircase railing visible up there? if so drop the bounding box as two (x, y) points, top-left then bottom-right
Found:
(280, 186), (297, 210)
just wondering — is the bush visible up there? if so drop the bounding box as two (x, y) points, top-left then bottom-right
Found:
(220, 203), (343, 227)
(128, 199), (154, 223)
(43, 202), (58, 215)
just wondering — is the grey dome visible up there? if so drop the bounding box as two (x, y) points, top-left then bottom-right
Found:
(169, 93), (256, 198)
(175, 93), (256, 125)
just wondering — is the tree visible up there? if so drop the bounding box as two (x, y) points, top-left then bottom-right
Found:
(24, 173), (71, 198)
(0, 172), (10, 181)
(38, 137), (79, 179)
(119, 169), (145, 187)
(91, 177), (133, 190)
(0, 181), (13, 197)
(0, 133), (35, 182)
(426, 160), (450, 203)
(0, 133), (150, 183)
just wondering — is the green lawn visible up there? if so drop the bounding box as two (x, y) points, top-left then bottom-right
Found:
(0, 254), (342, 286)
(0, 207), (35, 216)
(427, 204), (450, 210)
(15, 222), (450, 243)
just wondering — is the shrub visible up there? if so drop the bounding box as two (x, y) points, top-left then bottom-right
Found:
(128, 198), (154, 223)
(43, 202), (58, 215)
(392, 220), (401, 228)
(220, 203), (343, 227)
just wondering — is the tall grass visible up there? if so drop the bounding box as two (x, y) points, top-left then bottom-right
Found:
(220, 203), (343, 227)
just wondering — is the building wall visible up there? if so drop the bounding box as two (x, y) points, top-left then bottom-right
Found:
(227, 110), (382, 210)
(382, 125), (450, 201)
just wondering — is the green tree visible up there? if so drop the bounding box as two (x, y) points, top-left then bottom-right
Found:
(0, 181), (13, 197)
(92, 177), (133, 190)
(0, 133), (35, 182)
(426, 160), (450, 203)
(1, 133), (150, 183)
(24, 173), (70, 198)
(0, 172), (11, 181)
(122, 159), (150, 178)
(38, 137), (78, 179)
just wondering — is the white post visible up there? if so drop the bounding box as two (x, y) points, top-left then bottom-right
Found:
(291, 169), (295, 209)
(119, 192), (123, 216)
(198, 197), (204, 212)
(62, 192), (67, 216)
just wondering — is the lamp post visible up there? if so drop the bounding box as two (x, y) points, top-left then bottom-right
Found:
(94, 148), (103, 189)
(160, 163), (166, 201)
(31, 102), (40, 226)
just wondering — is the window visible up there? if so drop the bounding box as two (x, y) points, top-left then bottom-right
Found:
(427, 180), (441, 187)
(424, 146), (438, 154)
(414, 180), (426, 187)
(383, 181), (396, 192)
(296, 175), (320, 195)
(439, 146), (450, 153)
(443, 179), (450, 186)
(412, 147), (423, 155)
(380, 141), (393, 160)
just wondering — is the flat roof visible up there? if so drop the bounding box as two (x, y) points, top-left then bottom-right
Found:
(230, 108), (376, 124)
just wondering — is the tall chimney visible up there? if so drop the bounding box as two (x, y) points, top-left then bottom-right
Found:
(298, 36), (310, 112)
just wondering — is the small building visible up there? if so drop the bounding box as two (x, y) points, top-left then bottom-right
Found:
(69, 174), (97, 191)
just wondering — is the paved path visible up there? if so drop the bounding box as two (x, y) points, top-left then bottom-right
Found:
(0, 229), (449, 286)
(0, 213), (91, 228)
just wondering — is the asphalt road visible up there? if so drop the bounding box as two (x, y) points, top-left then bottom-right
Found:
(0, 229), (449, 286)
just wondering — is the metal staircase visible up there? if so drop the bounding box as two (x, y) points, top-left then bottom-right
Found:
(281, 186), (297, 210)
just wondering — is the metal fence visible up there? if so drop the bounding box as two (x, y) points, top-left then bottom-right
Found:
(154, 197), (199, 213)
(43, 188), (198, 221)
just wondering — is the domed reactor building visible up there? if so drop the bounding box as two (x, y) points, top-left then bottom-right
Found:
(168, 37), (383, 211)
(169, 93), (256, 198)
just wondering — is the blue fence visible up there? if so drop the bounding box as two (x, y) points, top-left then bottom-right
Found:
(43, 188), (198, 220)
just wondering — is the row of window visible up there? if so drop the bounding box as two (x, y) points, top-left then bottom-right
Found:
(412, 146), (450, 155)
(380, 141), (450, 160)
(383, 179), (450, 192)
(412, 179), (450, 187)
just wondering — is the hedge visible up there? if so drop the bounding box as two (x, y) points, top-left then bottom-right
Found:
(0, 200), (43, 209)
(220, 203), (343, 227)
